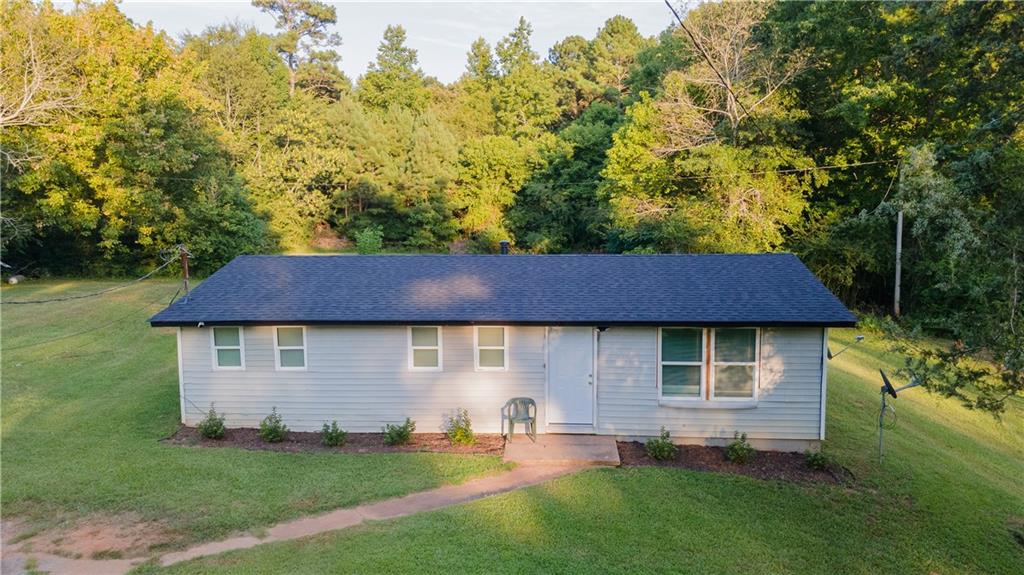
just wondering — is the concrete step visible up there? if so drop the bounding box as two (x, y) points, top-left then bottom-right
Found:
(503, 434), (620, 466)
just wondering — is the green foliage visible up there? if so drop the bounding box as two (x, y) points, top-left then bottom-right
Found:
(383, 418), (416, 446)
(320, 421), (348, 447)
(804, 450), (835, 471)
(353, 226), (384, 254)
(357, 25), (429, 112)
(725, 432), (754, 465)
(197, 404), (226, 440)
(258, 407), (288, 443)
(645, 427), (679, 461)
(444, 408), (475, 446)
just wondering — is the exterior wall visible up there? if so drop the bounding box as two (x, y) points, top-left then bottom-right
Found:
(177, 325), (826, 446)
(596, 327), (825, 444)
(178, 325), (546, 433)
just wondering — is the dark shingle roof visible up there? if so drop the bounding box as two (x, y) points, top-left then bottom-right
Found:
(148, 254), (856, 327)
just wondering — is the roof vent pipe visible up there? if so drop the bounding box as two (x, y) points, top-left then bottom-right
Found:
(499, 240), (510, 255)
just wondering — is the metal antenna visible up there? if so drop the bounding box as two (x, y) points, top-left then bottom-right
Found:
(827, 335), (865, 360)
(877, 369), (922, 462)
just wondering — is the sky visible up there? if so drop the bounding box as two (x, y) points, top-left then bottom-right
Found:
(100, 1), (675, 83)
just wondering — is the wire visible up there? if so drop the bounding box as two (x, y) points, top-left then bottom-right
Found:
(662, 0), (777, 147)
(2, 256), (175, 305)
(3, 286), (177, 352)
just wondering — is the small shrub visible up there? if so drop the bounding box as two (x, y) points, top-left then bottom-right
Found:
(645, 427), (679, 461)
(197, 404), (226, 439)
(354, 226), (384, 254)
(321, 420), (348, 447)
(383, 417), (416, 445)
(805, 450), (835, 471)
(258, 407), (288, 443)
(444, 408), (475, 445)
(725, 431), (755, 464)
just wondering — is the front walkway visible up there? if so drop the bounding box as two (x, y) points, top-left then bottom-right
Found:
(1, 464), (584, 574)
(503, 434), (621, 466)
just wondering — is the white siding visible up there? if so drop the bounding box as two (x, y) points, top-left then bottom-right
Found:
(179, 325), (546, 433)
(596, 327), (825, 441)
(177, 324), (825, 441)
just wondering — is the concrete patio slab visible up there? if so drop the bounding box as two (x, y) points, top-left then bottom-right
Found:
(503, 434), (621, 466)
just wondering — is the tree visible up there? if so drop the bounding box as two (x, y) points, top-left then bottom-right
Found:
(1, 1), (269, 274)
(602, 2), (814, 253)
(493, 17), (561, 137)
(591, 16), (652, 96)
(0, 0), (81, 165)
(357, 25), (429, 112)
(251, 0), (342, 97)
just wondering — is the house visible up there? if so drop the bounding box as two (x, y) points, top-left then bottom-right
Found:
(149, 253), (856, 451)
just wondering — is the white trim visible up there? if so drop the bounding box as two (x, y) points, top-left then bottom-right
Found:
(176, 327), (185, 424)
(273, 326), (307, 371)
(709, 327), (760, 401)
(474, 326), (508, 372)
(543, 326), (549, 429)
(407, 326), (443, 372)
(657, 327), (706, 402)
(820, 327), (829, 440)
(210, 326), (245, 371)
(592, 327), (599, 430)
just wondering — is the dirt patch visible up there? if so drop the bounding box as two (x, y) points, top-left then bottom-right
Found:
(164, 425), (505, 456)
(5, 514), (176, 559)
(617, 441), (850, 484)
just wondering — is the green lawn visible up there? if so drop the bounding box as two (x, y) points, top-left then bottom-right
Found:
(136, 330), (1023, 574)
(0, 280), (507, 548)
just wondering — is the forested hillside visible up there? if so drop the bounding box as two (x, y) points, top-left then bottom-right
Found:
(2, 1), (1021, 394)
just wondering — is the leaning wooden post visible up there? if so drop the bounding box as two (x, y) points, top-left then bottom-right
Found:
(179, 245), (190, 301)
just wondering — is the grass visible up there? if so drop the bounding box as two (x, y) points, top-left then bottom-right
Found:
(135, 329), (1023, 574)
(0, 280), (507, 547)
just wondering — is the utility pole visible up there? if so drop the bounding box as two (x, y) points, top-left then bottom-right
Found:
(894, 210), (903, 317)
(179, 245), (191, 301)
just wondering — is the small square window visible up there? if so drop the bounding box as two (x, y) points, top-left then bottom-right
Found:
(711, 328), (758, 400)
(475, 327), (507, 371)
(409, 326), (442, 370)
(212, 327), (244, 370)
(274, 327), (306, 370)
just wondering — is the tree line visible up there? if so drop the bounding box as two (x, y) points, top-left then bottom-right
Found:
(1, 1), (1021, 409)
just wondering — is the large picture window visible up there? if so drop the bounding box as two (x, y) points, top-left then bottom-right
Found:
(274, 326), (307, 370)
(711, 328), (758, 399)
(658, 327), (759, 403)
(212, 327), (244, 370)
(659, 328), (705, 399)
(409, 326), (442, 371)
(474, 326), (507, 371)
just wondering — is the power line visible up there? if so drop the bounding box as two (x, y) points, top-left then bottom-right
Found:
(3, 286), (177, 352)
(2, 249), (180, 305)
(662, 0), (777, 147)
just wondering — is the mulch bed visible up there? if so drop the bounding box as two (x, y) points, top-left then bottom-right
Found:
(164, 425), (505, 456)
(617, 441), (851, 484)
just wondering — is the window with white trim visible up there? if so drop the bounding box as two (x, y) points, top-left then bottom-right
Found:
(212, 327), (244, 370)
(659, 328), (704, 399)
(274, 326), (306, 370)
(409, 326), (442, 371)
(711, 328), (758, 399)
(474, 326), (507, 371)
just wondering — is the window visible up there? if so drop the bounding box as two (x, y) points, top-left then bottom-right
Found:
(711, 328), (758, 400)
(274, 326), (306, 370)
(212, 327), (244, 370)
(409, 326), (442, 371)
(474, 326), (507, 371)
(659, 328), (704, 399)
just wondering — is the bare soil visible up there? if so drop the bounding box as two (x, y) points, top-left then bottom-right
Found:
(3, 515), (176, 559)
(164, 426), (505, 456)
(617, 441), (850, 484)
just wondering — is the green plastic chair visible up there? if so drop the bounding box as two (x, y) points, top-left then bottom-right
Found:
(502, 397), (537, 442)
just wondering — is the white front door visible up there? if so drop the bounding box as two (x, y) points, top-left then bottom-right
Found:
(547, 327), (594, 428)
